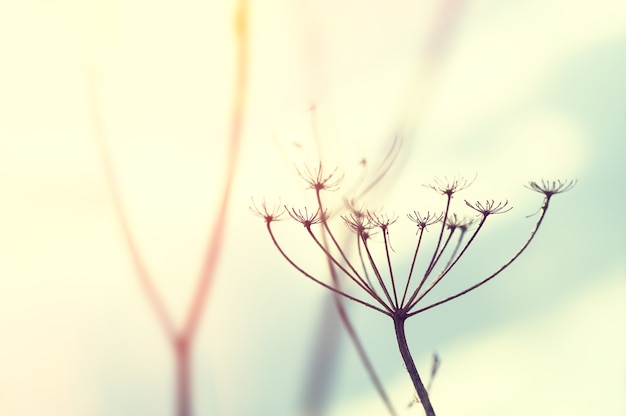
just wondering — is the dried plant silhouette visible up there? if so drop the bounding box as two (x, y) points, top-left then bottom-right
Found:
(253, 168), (575, 416)
(87, 1), (248, 415)
(282, 107), (404, 415)
(290, 2), (468, 413)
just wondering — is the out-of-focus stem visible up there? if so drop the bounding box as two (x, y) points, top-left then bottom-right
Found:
(175, 337), (192, 416)
(183, 0), (248, 340)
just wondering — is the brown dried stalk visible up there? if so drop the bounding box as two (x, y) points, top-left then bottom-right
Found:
(254, 166), (575, 416)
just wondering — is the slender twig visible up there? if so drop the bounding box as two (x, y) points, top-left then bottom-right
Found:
(89, 2), (249, 415)
(183, 0), (248, 341)
(259, 171), (574, 416)
(407, 216), (487, 310)
(90, 68), (176, 342)
(267, 222), (391, 315)
(400, 227), (425, 307)
(305, 227), (387, 306)
(407, 196), (552, 317)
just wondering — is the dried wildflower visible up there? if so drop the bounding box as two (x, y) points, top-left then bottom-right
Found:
(256, 172), (575, 416)
(445, 213), (476, 231)
(368, 211), (398, 230)
(286, 206), (326, 229)
(344, 198), (368, 219)
(526, 179), (577, 197)
(464, 199), (512, 216)
(249, 199), (285, 223)
(342, 212), (374, 237)
(296, 162), (343, 191)
(407, 211), (443, 230)
(424, 174), (475, 196)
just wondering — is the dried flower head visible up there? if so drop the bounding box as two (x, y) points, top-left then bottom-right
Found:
(526, 179), (577, 197)
(296, 162), (343, 191)
(367, 211), (398, 230)
(342, 212), (374, 237)
(407, 211), (443, 230)
(250, 199), (285, 223)
(286, 206), (327, 229)
(344, 198), (368, 219)
(445, 213), (476, 231)
(424, 174), (475, 196)
(465, 199), (512, 216)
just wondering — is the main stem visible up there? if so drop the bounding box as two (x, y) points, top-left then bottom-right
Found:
(174, 337), (192, 416)
(393, 316), (436, 416)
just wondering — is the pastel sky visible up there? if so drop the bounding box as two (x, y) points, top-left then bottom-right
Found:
(0, 0), (624, 415)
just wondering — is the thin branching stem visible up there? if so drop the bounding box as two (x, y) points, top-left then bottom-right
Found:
(306, 227), (388, 307)
(408, 226), (455, 306)
(441, 228), (467, 271)
(268, 223), (392, 315)
(428, 227), (455, 276)
(348, 134), (404, 201)
(382, 228), (400, 308)
(400, 227), (425, 308)
(362, 237), (396, 309)
(407, 216), (487, 310)
(357, 234), (375, 290)
(314, 191), (364, 279)
(317, 193), (396, 416)
(323, 246), (398, 416)
(423, 195), (452, 279)
(407, 197), (552, 317)
(184, 0), (248, 341)
(96, 120), (177, 340)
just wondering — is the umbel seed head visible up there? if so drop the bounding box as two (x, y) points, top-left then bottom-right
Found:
(526, 179), (577, 197)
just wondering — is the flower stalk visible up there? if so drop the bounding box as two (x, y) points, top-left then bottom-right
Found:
(254, 167), (575, 415)
(393, 315), (435, 416)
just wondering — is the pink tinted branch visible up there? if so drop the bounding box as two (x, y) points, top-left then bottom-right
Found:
(89, 67), (176, 341)
(183, 0), (249, 340)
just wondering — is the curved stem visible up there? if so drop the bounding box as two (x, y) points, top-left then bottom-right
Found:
(407, 216), (487, 311)
(268, 223), (392, 315)
(184, 0), (249, 340)
(423, 195), (451, 277)
(393, 316), (436, 416)
(314, 191), (362, 279)
(89, 67), (176, 341)
(326, 258), (397, 416)
(362, 238), (396, 308)
(400, 228), (424, 307)
(382, 228), (399, 308)
(306, 227), (383, 304)
(408, 196), (552, 317)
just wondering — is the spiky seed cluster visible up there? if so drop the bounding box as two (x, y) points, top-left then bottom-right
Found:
(526, 179), (577, 197)
(445, 213), (476, 231)
(286, 206), (326, 229)
(465, 199), (512, 216)
(424, 175), (475, 196)
(250, 199), (285, 223)
(342, 212), (374, 238)
(407, 211), (443, 230)
(296, 162), (343, 191)
(368, 212), (398, 230)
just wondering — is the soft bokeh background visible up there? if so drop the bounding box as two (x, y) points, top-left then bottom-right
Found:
(1, 0), (624, 415)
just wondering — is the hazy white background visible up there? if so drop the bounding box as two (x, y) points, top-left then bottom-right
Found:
(0, 0), (624, 415)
